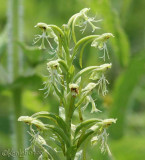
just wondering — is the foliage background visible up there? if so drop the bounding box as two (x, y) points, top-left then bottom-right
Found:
(0, 0), (145, 160)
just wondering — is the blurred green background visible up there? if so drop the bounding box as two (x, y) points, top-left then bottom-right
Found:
(0, 0), (145, 160)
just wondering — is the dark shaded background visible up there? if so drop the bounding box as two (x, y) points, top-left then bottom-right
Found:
(0, 0), (145, 160)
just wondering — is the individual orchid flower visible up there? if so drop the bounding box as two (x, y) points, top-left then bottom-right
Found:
(89, 63), (112, 96)
(89, 63), (112, 81)
(33, 22), (58, 50)
(74, 8), (101, 33)
(40, 60), (62, 98)
(90, 72), (109, 96)
(91, 33), (114, 61)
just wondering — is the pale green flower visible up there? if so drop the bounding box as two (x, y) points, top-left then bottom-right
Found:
(74, 8), (101, 33)
(33, 22), (58, 50)
(91, 33), (114, 61)
(41, 60), (62, 98)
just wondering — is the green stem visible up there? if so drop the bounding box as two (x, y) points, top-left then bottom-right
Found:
(12, 88), (24, 157)
(7, 1), (24, 159)
(65, 95), (76, 160)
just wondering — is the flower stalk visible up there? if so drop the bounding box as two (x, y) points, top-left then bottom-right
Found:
(18, 8), (116, 160)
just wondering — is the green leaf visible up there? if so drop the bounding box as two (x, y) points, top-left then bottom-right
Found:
(77, 130), (94, 148)
(46, 124), (70, 147)
(42, 144), (61, 160)
(109, 51), (145, 138)
(72, 35), (99, 60)
(79, 40), (91, 68)
(52, 83), (63, 99)
(32, 111), (68, 137)
(73, 66), (99, 82)
(74, 118), (102, 137)
(58, 59), (68, 72)
(49, 137), (62, 149)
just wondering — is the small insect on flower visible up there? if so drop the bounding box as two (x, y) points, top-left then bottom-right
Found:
(33, 22), (58, 50)
(91, 33), (114, 61)
(69, 83), (79, 96)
